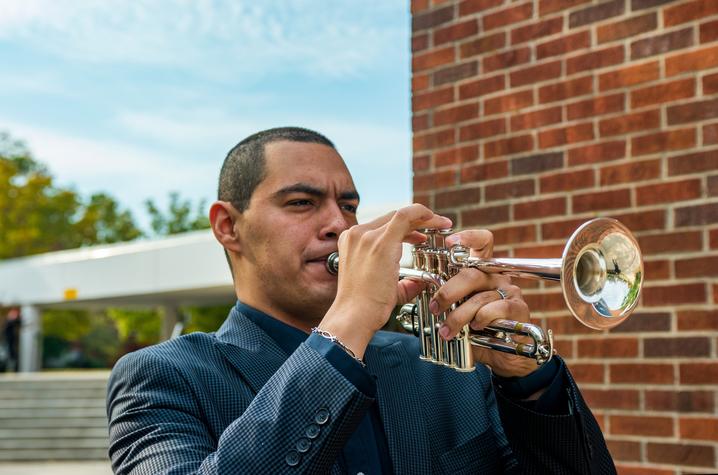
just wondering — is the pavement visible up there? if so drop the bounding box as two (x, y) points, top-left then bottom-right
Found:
(0, 462), (113, 474)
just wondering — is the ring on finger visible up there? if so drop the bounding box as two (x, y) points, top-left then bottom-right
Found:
(496, 288), (508, 300)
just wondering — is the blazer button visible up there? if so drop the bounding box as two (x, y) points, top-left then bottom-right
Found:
(296, 437), (311, 453)
(285, 450), (300, 467)
(305, 424), (320, 439)
(314, 408), (330, 425)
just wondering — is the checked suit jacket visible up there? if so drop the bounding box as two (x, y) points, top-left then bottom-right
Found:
(107, 305), (616, 474)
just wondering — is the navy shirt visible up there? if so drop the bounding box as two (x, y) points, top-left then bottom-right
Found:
(236, 301), (565, 473)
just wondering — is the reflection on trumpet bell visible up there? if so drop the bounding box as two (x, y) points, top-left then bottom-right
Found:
(326, 217), (643, 372)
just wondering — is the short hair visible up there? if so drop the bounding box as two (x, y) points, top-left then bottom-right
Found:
(218, 127), (335, 212)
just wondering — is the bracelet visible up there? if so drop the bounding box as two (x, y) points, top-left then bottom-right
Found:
(311, 327), (366, 367)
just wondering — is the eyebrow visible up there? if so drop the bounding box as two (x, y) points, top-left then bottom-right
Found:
(273, 183), (360, 202)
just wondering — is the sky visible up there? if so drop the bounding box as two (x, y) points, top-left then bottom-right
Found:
(0, 0), (412, 232)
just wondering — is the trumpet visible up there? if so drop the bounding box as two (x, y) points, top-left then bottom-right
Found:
(326, 218), (643, 372)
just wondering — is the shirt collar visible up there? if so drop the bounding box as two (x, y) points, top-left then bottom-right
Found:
(234, 300), (308, 356)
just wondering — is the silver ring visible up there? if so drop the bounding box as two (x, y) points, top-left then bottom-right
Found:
(496, 288), (508, 300)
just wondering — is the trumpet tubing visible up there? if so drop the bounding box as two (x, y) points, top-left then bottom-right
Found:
(326, 218), (643, 372)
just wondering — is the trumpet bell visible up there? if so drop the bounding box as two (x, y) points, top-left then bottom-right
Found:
(562, 218), (643, 330)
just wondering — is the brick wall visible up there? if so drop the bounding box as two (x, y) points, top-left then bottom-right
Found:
(411, 0), (718, 472)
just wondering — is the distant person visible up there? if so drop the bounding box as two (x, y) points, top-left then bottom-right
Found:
(3, 307), (21, 372)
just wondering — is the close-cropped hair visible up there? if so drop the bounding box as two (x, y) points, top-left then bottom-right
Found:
(218, 127), (335, 212)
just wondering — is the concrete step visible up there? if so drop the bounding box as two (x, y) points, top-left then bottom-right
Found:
(0, 449), (109, 461)
(0, 428), (108, 439)
(0, 417), (108, 429)
(0, 398), (106, 409)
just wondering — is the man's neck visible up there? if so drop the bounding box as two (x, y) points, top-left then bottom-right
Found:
(235, 292), (322, 334)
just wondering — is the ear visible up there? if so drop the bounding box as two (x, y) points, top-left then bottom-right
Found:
(209, 201), (242, 254)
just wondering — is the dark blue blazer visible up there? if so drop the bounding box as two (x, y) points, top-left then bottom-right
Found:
(107, 306), (615, 474)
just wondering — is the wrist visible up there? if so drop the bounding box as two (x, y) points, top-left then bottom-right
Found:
(319, 308), (375, 360)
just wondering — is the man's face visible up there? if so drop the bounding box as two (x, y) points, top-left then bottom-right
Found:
(234, 140), (359, 325)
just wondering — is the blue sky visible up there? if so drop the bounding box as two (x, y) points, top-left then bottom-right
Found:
(0, 1), (412, 231)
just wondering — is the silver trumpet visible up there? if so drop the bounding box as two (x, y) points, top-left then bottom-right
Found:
(326, 217), (643, 372)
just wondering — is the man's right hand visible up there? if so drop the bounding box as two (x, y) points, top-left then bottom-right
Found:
(319, 203), (451, 359)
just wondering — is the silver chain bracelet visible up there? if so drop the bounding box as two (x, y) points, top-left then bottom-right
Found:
(311, 327), (366, 367)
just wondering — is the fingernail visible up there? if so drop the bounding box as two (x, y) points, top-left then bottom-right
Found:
(429, 300), (439, 315)
(439, 324), (451, 340)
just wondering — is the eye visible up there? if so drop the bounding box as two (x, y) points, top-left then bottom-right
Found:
(288, 199), (314, 207)
(341, 203), (358, 214)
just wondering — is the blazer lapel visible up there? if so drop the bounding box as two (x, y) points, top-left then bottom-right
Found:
(214, 306), (288, 394)
(365, 334), (432, 475)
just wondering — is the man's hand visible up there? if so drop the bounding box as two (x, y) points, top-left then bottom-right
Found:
(320, 203), (452, 359)
(429, 230), (540, 379)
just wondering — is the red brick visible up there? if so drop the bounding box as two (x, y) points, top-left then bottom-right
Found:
(676, 255), (718, 278)
(642, 259), (670, 279)
(511, 152), (563, 175)
(510, 60), (562, 87)
(514, 197), (566, 220)
(611, 415), (674, 437)
(600, 159), (661, 185)
(668, 150), (718, 175)
(647, 442), (715, 468)
(599, 109), (660, 136)
(567, 93), (624, 120)
(539, 76), (593, 103)
(666, 44), (718, 77)
(631, 28), (694, 60)
(459, 118), (506, 141)
(673, 203), (718, 228)
(704, 123), (718, 145)
(668, 97), (718, 125)
(413, 86), (454, 111)
(510, 106), (562, 131)
(411, 0), (430, 14)
(573, 188), (630, 213)
(612, 209), (665, 231)
(539, 0), (590, 16)
(645, 336), (711, 357)
(412, 114), (429, 132)
(539, 123), (594, 149)
(636, 179), (701, 206)
(540, 169), (594, 193)
(607, 440), (641, 462)
(458, 0), (503, 16)
(537, 31), (591, 59)
(570, 363), (604, 384)
(610, 363), (674, 384)
(460, 161), (508, 183)
(413, 5), (454, 31)
(678, 310), (718, 331)
(712, 228), (718, 248)
(483, 135), (534, 158)
(646, 390), (714, 413)
(483, 3), (533, 31)
(523, 291), (567, 312)
(638, 231), (702, 255)
(483, 47), (531, 73)
(568, 140), (626, 166)
(612, 311), (671, 332)
(680, 417), (718, 441)
(413, 46), (456, 72)
(632, 78), (696, 110)
(631, 128), (696, 156)
(459, 74), (505, 100)
(643, 283), (707, 306)
(681, 362), (718, 384)
(434, 145), (479, 167)
(434, 103), (479, 126)
(413, 155), (430, 171)
(569, 0), (624, 28)
(567, 45), (624, 74)
(599, 61), (660, 91)
(413, 170), (456, 192)
(664, 0), (718, 27)
(631, 0), (674, 10)
(460, 32), (505, 58)
(435, 187), (481, 209)
(486, 180), (535, 201)
(582, 389), (639, 410)
(511, 17), (563, 45)
(412, 33), (429, 53)
(577, 338), (638, 358)
(434, 19), (479, 46)
(413, 128), (455, 152)
(462, 204), (509, 226)
(433, 61), (478, 86)
(597, 13), (657, 44)
(484, 89), (534, 115)
(412, 73), (430, 92)
(513, 244), (565, 258)
(704, 72), (718, 95)
(491, 224), (537, 244)
(700, 18), (718, 44)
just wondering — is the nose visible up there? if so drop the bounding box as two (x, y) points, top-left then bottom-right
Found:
(320, 203), (352, 240)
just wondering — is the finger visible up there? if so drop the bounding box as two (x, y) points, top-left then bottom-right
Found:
(445, 229), (493, 258)
(397, 279), (426, 305)
(384, 204), (452, 242)
(439, 290), (502, 340)
(430, 268), (507, 315)
(470, 294), (530, 331)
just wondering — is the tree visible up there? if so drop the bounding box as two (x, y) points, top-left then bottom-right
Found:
(145, 191), (210, 236)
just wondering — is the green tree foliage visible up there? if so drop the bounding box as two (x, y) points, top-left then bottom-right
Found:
(145, 191), (209, 236)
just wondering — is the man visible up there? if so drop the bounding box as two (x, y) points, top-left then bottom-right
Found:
(107, 127), (615, 474)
